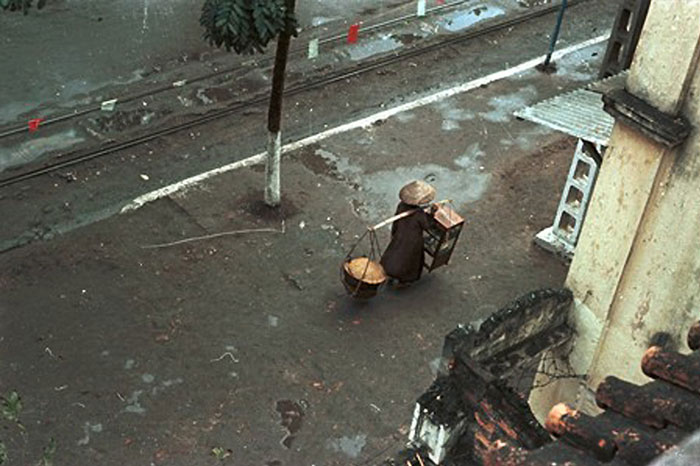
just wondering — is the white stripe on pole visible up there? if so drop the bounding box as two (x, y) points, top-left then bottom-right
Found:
(417, 0), (427, 17)
(308, 38), (319, 59)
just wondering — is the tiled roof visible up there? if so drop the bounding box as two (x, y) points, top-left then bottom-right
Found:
(484, 321), (700, 466)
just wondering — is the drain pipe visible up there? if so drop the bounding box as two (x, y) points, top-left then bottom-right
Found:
(537, 0), (568, 73)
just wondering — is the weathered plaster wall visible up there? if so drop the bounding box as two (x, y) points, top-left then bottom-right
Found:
(626, 0), (700, 114)
(566, 123), (665, 319)
(586, 65), (700, 389)
(530, 0), (700, 420)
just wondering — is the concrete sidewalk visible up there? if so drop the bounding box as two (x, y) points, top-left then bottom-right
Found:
(0, 40), (608, 464)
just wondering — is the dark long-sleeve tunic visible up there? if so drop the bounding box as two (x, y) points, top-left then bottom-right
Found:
(380, 202), (430, 283)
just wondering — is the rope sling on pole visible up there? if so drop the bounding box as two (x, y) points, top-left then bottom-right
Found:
(342, 227), (386, 298)
(341, 200), (454, 298)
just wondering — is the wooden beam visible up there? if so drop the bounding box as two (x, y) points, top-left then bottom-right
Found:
(545, 403), (616, 461)
(599, 411), (684, 465)
(513, 441), (604, 466)
(642, 346), (700, 395)
(596, 376), (700, 431)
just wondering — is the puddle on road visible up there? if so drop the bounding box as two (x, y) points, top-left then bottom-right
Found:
(77, 422), (103, 446)
(0, 102), (33, 126)
(480, 85), (539, 123)
(276, 399), (304, 449)
(347, 34), (402, 61)
(327, 434), (367, 458)
(433, 100), (475, 131)
(499, 126), (553, 151)
(455, 142), (486, 168)
(152, 377), (184, 396)
(1, 68), (145, 126)
(361, 162), (490, 218)
(60, 69), (144, 102)
(301, 140), (490, 219)
(311, 16), (340, 26)
(124, 390), (145, 414)
(315, 148), (362, 179)
(0, 129), (85, 173)
(437, 5), (505, 32)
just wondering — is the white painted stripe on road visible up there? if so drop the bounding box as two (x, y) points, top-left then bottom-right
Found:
(121, 32), (610, 214)
(121, 153), (266, 212)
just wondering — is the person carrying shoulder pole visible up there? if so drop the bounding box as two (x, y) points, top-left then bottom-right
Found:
(380, 180), (436, 287)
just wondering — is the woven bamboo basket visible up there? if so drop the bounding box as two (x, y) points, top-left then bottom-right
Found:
(342, 256), (387, 299)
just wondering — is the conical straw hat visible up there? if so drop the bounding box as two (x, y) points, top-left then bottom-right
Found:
(399, 180), (436, 206)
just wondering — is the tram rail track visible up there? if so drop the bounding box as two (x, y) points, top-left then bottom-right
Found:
(0, 0), (480, 141)
(0, 0), (589, 189)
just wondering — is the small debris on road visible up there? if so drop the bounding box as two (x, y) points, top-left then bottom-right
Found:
(210, 352), (239, 363)
(276, 400), (304, 450)
(311, 381), (324, 390)
(283, 273), (304, 291)
(59, 172), (77, 183)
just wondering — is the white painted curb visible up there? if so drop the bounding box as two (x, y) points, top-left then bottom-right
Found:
(121, 32), (610, 214)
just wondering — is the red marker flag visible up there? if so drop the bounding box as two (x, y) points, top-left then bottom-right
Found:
(436, 0), (445, 4)
(348, 23), (360, 44)
(28, 118), (44, 132)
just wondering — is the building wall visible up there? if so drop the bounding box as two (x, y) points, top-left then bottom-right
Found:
(586, 67), (700, 388)
(530, 0), (700, 421)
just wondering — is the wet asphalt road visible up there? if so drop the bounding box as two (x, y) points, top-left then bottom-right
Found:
(0, 1), (620, 464)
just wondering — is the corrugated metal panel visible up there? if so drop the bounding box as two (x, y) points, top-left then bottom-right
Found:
(514, 88), (615, 146)
(586, 70), (628, 94)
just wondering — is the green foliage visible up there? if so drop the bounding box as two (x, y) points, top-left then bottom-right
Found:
(0, 391), (22, 423)
(211, 446), (232, 460)
(39, 438), (57, 466)
(0, 0), (47, 14)
(0, 395), (55, 466)
(200, 0), (297, 55)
